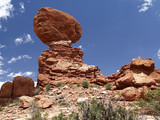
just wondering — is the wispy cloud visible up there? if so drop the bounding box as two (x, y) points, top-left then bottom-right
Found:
(8, 55), (32, 64)
(0, 44), (6, 49)
(19, 2), (25, 13)
(0, 52), (8, 75)
(139, 0), (152, 13)
(14, 34), (34, 45)
(157, 49), (160, 59)
(0, 0), (14, 20)
(7, 71), (34, 78)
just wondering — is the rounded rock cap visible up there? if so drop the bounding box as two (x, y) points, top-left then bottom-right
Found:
(33, 7), (82, 45)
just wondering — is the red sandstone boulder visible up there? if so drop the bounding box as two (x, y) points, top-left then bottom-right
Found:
(33, 7), (81, 45)
(0, 81), (12, 98)
(120, 86), (148, 101)
(130, 58), (155, 71)
(12, 76), (34, 98)
(108, 58), (160, 90)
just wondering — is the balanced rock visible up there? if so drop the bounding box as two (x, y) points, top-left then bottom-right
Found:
(34, 8), (107, 87)
(12, 76), (34, 98)
(0, 81), (12, 98)
(33, 7), (81, 45)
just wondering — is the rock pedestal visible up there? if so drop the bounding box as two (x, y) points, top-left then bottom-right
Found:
(37, 41), (106, 87)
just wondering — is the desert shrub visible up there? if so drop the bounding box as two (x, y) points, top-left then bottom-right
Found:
(52, 112), (79, 120)
(0, 106), (4, 111)
(79, 99), (138, 120)
(136, 89), (160, 117)
(82, 81), (89, 88)
(45, 84), (52, 91)
(52, 112), (68, 120)
(34, 88), (41, 95)
(77, 83), (81, 87)
(105, 83), (112, 90)
(56, 82), (62, 87)
(13, 99), (20, 105)
(29, 100), (44, 120)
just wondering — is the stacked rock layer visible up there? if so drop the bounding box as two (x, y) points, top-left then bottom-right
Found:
(107, 58), (160, 100)
(34, 7), (107, 87)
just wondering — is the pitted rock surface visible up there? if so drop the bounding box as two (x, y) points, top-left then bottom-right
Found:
(37, 42), (107, 87)
(33, 7), (81, 45)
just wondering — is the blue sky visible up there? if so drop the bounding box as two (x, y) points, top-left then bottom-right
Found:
(0, 0), (160, 82)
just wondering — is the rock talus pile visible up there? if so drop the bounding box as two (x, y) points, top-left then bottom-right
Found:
(34, 7), (107, 87)
(107, 58), (160, 100)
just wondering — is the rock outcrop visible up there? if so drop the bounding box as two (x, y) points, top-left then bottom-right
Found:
(33, 7), (81, 45)
(0, 81), (12, 98)
(0, 76), (34, 99)
(107, 58), (160, 100)
(34, 7), (107, 87)
(12, 76), (34, 98)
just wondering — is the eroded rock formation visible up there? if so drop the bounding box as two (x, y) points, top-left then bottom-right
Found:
(0, 76), (34, 99)
(107, 58), (160, 100)
(34, 7), (107, 87)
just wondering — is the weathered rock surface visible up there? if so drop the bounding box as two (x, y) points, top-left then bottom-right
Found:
(33, 7), (81, 45)
(19, 96), (34, 108)
(37, 42), (106, 87)
(12, 76), (34, 98)
(0, 81), (12, 98)
(119, 86), (148, 101)
(34, 7), (107, 87)
(37, 98), (53, 108)
(107, 58), (160, 100)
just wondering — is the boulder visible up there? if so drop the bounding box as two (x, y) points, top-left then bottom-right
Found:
(130, 58), (155, 71)
(0, 81), (12, 98)
(107, 58), (160, 90)
(120, 87), (141, 101)
(12, 76), (34, 98)
(33, 7), (81, 45)
(37, 98), (53, 108)
(19, 96), (34, 108)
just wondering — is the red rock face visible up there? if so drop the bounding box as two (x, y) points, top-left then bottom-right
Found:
(0, 81), (12, 98)
(12, 76), (34, 98)
(34, 7), (107, 87)
(33, 7), (81, 45)
(37, 42), (107, 87)
(107, 58), (160, 100)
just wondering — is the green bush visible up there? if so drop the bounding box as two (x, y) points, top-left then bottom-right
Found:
(105, 83), (112, 90)
(136, 89), (160, 117)
(79, 99), (138, 120)
(45, 84), (52, 91)
(13, 99), (20, 105)
(52, 112), (67, 120)
(0, 106), (4, 111)
(56, 82), (62, 87)
(82, 81), (89, 88)
(29, 100), (44, 120)
(52, 112), (79, 120)
(77, 83), (81, 87)
(34, 88), (41, 95)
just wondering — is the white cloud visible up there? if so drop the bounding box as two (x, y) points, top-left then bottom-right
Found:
(0, 0), (14, 20)
(7, 71), (34, 78)
(157, 49), (160, 59)
(78, 45), (82, 49)
(14, 34), (34, 45)
(8, 55), (32, 64)
(19, 2), (25, 13)
(139, 0), (152, 12)
(0, 44), (6, 48)
(0, 69), (8, 75)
